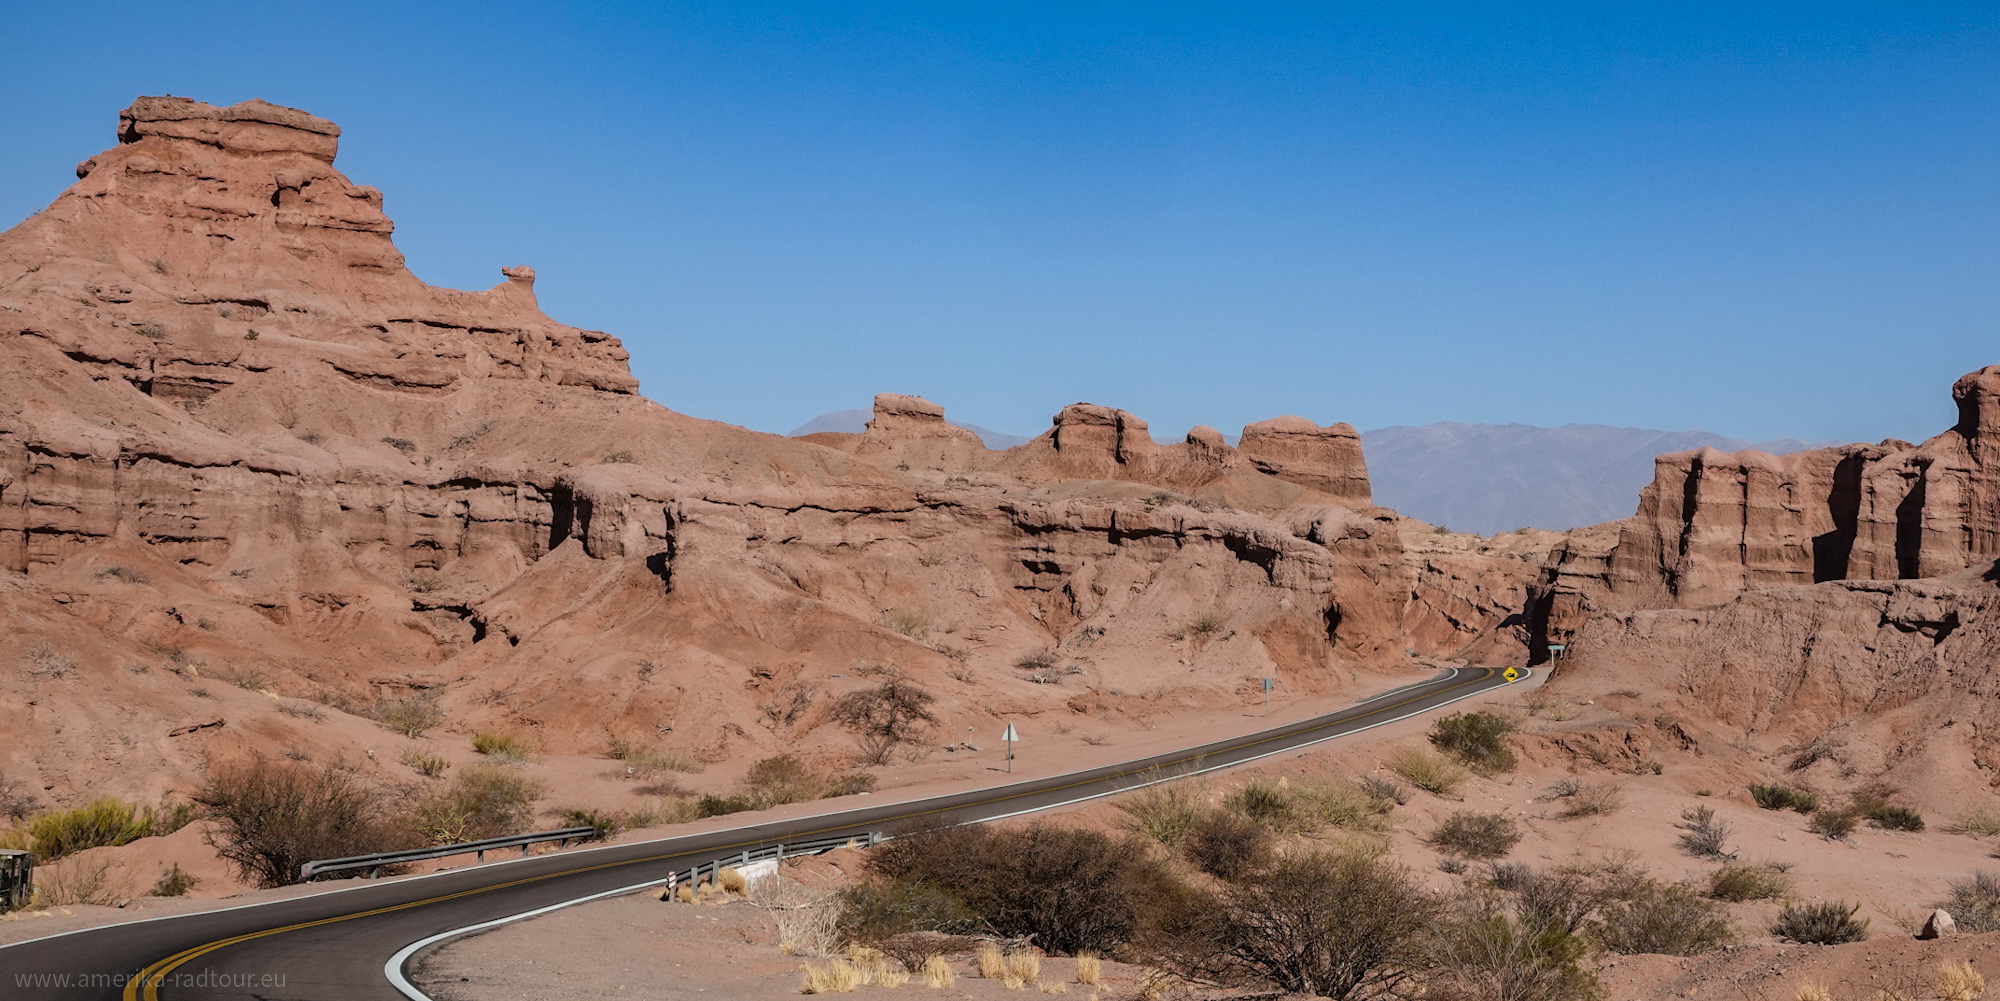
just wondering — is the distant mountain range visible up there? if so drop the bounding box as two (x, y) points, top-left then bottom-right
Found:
(788, 409), (1034, 450)
(1359, 423), (1839, 535)
(790, 410), (1837, 535)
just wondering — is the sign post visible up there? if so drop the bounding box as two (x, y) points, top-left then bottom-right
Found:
(1001, 723), (1019, 773)
(1262, 677), (1273, 716)
(1503, 667), (1519, 683)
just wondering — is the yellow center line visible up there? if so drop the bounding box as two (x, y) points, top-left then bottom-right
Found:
(124, 667), (1494, 1000)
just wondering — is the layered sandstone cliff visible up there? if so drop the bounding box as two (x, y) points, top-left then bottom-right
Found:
(1, 98), (1475, 809)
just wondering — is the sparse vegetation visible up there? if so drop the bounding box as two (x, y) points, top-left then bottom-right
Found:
(34, 855), (130, 906)
(197, 755), (408, 887)
(1224, 776), (1395, 834)
(405, 765), (544, 845)
(1807, 807), (1858, 840)
(882, 609), (931, 639)
(1389, 746), (1470, 796)
(1940, 870), (2000, 932)
(1675, 805), (1733, 858)
(837, 880), (979, 943)
(1850, 784), (1925, 831)
(554, 807), (618, 841)
(367, 691), (444, 737)
(27, 645), (78, 680)
(1940, 959), (1987, 1001)
(1944, 810), (2000, 837)
(449, 419), (498, 448)
(1013, 649), (1060, 671)
(830, 677), (939, 766)
(1591, 879), (1736, 956)
(400, 750), (449, 778)
(0, 771), (40, 822)
(1749, 783), (1819, 813)
(1182, 809), (1272, 880)
(380, 436), (417, 453)
(1428, 711), (1518, 774)
(1427, 811), (1522, 860)
(693, 755), (877, 818)
(1543, 779), (1620, 818)
(1188, 612), (1228, 637)
(1770, 900), (1868, 945)
(93, 564), (149, 584)
(1707, 862), (1793, 902)
(1360, 774), (1408, 805)
(619, 747), (706, 777)
(1115, 768), (1210, 846)
(470, 732), (535, 762)
(149, 863), (199, 897)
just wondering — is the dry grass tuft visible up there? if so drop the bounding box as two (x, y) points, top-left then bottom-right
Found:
(1004, 951), (1042, 984)
(1939, 959), (1986, 1001)
(1794, 980), (1832, 1001)
(921, 954), (955, 988)
(1389, 746), (1469, 795)
(719, 866), (748, 895)
(1039, 981), (1068, 994)
(1945, 810), (2000, 837)
(470, 732), (534, 761)
(976, 941), (1006, 979)
(884, 609), (932, 639)
(400, 750), (449, 778)
(800, 959), (866, 994)
(1073, 953), (1102, 986)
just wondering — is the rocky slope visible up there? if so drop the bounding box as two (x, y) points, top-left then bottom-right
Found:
(3, 97), (1538, 813)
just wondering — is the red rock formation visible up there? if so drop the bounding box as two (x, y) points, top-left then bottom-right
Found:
(1238, 416), (1371, 503)
(0, 97), (1445, 812)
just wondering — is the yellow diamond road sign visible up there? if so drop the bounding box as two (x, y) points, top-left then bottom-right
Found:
(1503, 667), (1519, 683)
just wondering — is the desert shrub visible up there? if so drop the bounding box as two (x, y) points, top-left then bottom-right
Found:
(1770, 900), (1868, 945)
(149, 863), (199, 897)
(1544, 780), (1620, 819)
(1116, 771), (1211, 846)
(1945, 810), (2000, 837)
(743, 754), (825, 807)
(1437, 856), (1469, 874)
(25, 798), (155, 862)
(696, 793), (754, 818)
(824, 772), (877, 797)
(1428, 812), (1522, 860)
(799, 958), (865, 994)
(380, 436), (417, 453)
(1429, 712), (1519, 774)
(405, 765), (543, 844)
(1590, 880), (1734, 955)
(1940, 870), (2000, 933)
(27, 645), (78, 680)
(621, 747), (705, 776)
(866, 819), (1183, 955)
(1390, 746), (1470, 795)
(1188, 612), (1228, 637)
(470, 732), (534, 761)
(1866, 804), (1925, 831)
(622, 796), (701, 828)
(831, 678), (939, 766)
(1486, 861), (1536, 892)
(1182, 809), (1272, 880)
(34, 855), (130, 906)
(838, 881), (980, 943)
(1014, 649), (1060, 671)
(1707, 863), (1793, 902)
(1227, 779), (1294, 827)
(555, 808), (617, 841)
(197, 755), (408, 887)
(0, 771), (39, 822)
(1360, 774), (1408, 805)
(1786, 735), (1844, 771)
(1940, 960), (1987, 1001)
(1291, 778), (1397, 831)
(1749, 783), (1818, 813)
(1675, 806), (1733, 858)
(1156, 846), (1439, 1001)
(400, 750), (449, 778)
(368, 692), (443, 737)
(1807, 808), (1858, 840)
(1424, 890), (1601, 1001)
(882, 609), (931, 638)
(1514, 867), (1611, 936)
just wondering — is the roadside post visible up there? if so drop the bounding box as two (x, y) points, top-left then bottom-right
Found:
(1001, 723), (1018, 772)
(1262, 677), (1273, 716)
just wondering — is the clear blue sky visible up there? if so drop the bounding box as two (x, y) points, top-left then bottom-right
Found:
(4, 3), (1995, 444)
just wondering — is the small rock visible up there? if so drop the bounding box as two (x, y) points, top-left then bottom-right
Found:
(1917, 908), (1955, 939)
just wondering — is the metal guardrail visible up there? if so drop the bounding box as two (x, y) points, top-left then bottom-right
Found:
(301, 826), (601, 881)
(666, 830), (884, 890)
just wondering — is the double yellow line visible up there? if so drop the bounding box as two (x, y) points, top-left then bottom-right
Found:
(125, 667), (1494, 1000)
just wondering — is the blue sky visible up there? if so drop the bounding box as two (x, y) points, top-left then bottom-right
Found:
(3, 3), (1995, 443)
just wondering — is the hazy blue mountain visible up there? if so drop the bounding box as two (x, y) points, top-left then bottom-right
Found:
(788, 409), (1033, 451)
(1361, 423), (1838, 535)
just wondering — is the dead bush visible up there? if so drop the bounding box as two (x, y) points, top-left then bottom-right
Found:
(34, 855), (130, 906)
(367, 691), (443, 737)
(0, 770), (39, 822)
(1156, 845), (1439, 1000)
(1707, 863), (1792, 902)
(26, 645), (77, 680)
(1428, 811), (1523, 860)
(1940, 870), (2000, 932)
(1675, 806), (1733, 858)
(1589, 879), (1734, 955)
(831, 677), (939, 766)
(1423, 889), (1600, 1001)
(1182, 809), (1272, 880)
(197, 755), (409, 887)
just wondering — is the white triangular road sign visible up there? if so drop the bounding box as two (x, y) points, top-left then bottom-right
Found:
(1001, 723), (1019, 742)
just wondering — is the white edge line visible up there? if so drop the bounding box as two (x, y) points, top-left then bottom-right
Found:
(383, 875), (676, 1000)
(0, 665), (1509, 956)
(382, 666), (1525, 1001)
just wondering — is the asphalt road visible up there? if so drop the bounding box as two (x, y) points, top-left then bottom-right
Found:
(0, 665), (1513, 1001)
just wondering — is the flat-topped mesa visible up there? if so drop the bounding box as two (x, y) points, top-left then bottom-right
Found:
(850, 393), (988, 469)
(1238, 416), (1371, 503)
(1530, 364), (2000, 655)
(115, 96), (341, 162)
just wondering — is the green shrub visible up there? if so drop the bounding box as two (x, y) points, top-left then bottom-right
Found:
(1748, 783), (1818, 813)
(1865, 804), (1924, 831)
(1428, 811), (1522, 860)
(25, 798), (153, 862)
(1706, 863), (1792, 902)
(149, 864), (199, 897)
(555, 807), (617, 841)
(368, 692), (443, 737)
(401, 750), (449, 778)
(1114, 770), (1209, 846)
(1428, 712), (1518, 774)
(405, 765), (543, 845)
(1770, 900), (1868, 944)
(696, 793), (754, 818)
(1591, 880), (1735, 955)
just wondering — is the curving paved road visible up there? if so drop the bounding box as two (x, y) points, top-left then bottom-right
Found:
(1, 666), (1515, 1000)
